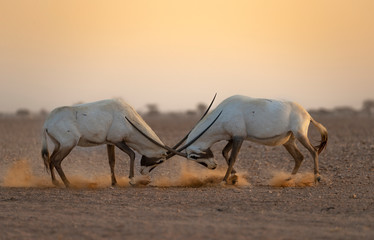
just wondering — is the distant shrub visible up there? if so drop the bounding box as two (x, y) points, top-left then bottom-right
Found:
(333, 106), (358, 116)
(362, 100), (374, 116)
(186, 110), (196, 116)
(146, 104), (160, 116)
(16, 108), (30, 117)
(196, 103), (207, 115)
(39, 109), (49, 117)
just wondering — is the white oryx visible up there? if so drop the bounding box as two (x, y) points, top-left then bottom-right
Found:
(136, 95), (328, 184)
(41, 99), (169, 187)
(41, 97), (217, 188)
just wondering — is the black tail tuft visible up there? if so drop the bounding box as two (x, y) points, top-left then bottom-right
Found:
(314, 136), (328, 154)
(311, 118), (328, 155)
(41, 128), (51, 173)
(41, 147), (50, 173)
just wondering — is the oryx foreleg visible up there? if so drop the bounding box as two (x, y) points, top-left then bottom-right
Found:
(223, 137), (244, 184)
(106, 144), (117, 186)
(115, 142), (136, 183)
(222, 140), (237, 174)
(296, 133), (321, 182)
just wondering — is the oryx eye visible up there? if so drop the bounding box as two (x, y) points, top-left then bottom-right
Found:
(190, 155), (198, 160)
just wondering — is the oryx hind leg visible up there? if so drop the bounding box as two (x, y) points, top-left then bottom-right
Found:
(115, 142), (135, 184)
(223, 137), (244, 184)
(51, 145), (75, 188)
(222, 140), (237, 174)
(283, 135), (304, 175)
(295, 132), (321, 182)
(106, 144), (117, 186)
(49, 149), (59, 186)
(46, 133), (60, 186)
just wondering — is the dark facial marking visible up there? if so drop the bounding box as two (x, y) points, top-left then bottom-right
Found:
(198, 162), (208, 168)
(141, 156), (161, 167)
(198, 148), (214, 159)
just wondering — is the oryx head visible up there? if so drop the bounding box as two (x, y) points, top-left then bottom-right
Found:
(139, 156), (165, 175)
(186, 147), (217, 169)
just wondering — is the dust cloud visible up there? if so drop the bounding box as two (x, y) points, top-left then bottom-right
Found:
(151, 162), (250, 187)
(0, 159), (131, 189)
(1, 159), (250, 188)
(2, 160), (318, 189)
(1, 159), (52, 188)
(269, 171), (315, 187)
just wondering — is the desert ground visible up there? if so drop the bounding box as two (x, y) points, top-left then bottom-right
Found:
(0, 111), (373, 239)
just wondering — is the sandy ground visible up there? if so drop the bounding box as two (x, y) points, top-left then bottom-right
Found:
(0, 113), (373, 239)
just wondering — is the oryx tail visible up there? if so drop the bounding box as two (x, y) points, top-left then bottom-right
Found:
(310, 118), (328, 154)
(41, 129), (51, 173)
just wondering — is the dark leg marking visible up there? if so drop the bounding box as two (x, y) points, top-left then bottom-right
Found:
(223, 137), (244, 183)
(50, 146), (75, 188)
(49, 149), (60, 186)
(222, 140), (237, 174)
(115, 142), (136, 179)
(45, 133), (61, 186)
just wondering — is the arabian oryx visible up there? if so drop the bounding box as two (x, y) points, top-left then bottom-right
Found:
(132, 95), (328, 184)
(41, 96), (217, 188)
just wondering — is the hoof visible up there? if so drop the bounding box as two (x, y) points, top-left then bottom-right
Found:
(315, 174), (322, 184)
(228, 175), (238, 185)
(129, 178), (136, 186)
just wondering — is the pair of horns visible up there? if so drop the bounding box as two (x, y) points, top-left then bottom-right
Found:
(125, 94), (221, 159)
(170, 93), (216, 150)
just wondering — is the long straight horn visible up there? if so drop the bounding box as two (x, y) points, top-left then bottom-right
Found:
(125, 117), (187, 157)
(165, 110), (223, 159)
(171, 93), (217, 149)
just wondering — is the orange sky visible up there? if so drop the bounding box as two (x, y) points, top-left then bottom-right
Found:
(0, 0), (373, 112)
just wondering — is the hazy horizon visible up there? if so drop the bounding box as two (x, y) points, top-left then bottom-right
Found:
(2, 94), (373, 115)
(1, 1), (373, 113)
